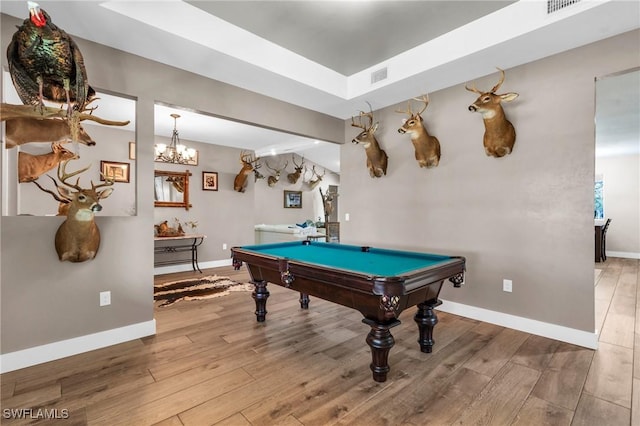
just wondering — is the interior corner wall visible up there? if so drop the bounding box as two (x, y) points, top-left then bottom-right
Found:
(340, 29), (639, 335)
(596, 154), (640, 257)
(253, 154), (340, 226)
(0, 12), (343, 368)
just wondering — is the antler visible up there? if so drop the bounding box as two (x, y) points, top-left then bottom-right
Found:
(58, 159), (92, 191)
(466, 67), (506, 94)
(412, 94), (430, 116)
(352, 101), (375, 130)
(292, 155), (304, 169)
(266, 160), (287, 173)
(0, 103), (129, 126)
(32, 175), (72, 205)
(397, 95), (429, 116)
(311, 165), (326, 179)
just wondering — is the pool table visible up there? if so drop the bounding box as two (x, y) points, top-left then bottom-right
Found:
(231, 240), (466, 382)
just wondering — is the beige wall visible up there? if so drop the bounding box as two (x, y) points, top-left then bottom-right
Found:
(596, 154), (640, 256)
(340, 29), (639, 333)
(0, 13), (343, 356)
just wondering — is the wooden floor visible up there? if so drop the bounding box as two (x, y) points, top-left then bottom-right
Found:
(1, 257), (638, 425)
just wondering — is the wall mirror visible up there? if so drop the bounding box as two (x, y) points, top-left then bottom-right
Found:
(2, 71), (137, 216)
(154, 170), (191, 210)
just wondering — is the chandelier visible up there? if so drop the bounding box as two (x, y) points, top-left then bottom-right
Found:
(154, 113), (196, 164)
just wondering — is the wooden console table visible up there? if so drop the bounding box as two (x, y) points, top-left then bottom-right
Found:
(154, 234), (206, 273)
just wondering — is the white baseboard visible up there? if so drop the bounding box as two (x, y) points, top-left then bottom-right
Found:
(0, 319), (156, 374)
(608, 251), (640, 260)
(437, 300), (598, 350)
(153, 258), (233, 275)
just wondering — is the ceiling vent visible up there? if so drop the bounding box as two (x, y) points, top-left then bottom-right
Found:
(547, 0), (581, 14)
(371, 67), (388, 84)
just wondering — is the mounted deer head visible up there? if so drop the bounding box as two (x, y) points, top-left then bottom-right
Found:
(233, 151), (260, 193)
(253, 160), (265, 182)
(5, 117), (95, 149)
(266, 160), (288, 187)
(33, 159), (114, 262)
(1, 100), (129, 148)
(465, 68), (519, 158)
(18, 142), (77, 182)
(307, 165), (326, 191)
(396, 94), (441, 168)
(351, 103), (388, 178)
(287, 155), (305, 184)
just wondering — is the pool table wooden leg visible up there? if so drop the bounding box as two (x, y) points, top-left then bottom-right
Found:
(252, 280), (269, 322)
(299, 292), (309, 309)
(362, 318), (401, 383)
(414, 302), (438, 353)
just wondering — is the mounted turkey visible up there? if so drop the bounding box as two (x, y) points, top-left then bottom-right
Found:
(6, 1), (95, 114)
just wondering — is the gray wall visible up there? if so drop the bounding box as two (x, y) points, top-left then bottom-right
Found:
(12, 124), (137, 217)
(0, 13), (343, 355)
(1, 8), (638, 359)
(596, 154), (640, 256)
(340, 29), (640, 333)
(253, 153), (340, 226)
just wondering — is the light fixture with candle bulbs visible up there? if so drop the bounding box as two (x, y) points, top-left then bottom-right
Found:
(154, 113), (198, 165)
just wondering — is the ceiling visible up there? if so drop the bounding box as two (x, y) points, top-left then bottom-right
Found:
(1, 1), (639, 171)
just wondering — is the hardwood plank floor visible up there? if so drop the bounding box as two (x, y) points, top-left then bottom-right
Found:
(1, 257), (637, 425)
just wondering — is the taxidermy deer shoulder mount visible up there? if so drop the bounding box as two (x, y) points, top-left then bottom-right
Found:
(351, 103), (388, 178)
(233, 151), (260, 192)
(33, 160), (114, 262)
(287, 155), (305, 184)
(266, 160), (288, 187)
(465, 68), (519, 158)
(18, 142), (77, 182)
(396, 94), (441, 168)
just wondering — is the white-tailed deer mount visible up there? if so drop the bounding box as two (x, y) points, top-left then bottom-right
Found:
(266, 160), (288, 187)
(253, 160), (265, 182)
(5, 117), (95, 149)
(351, 104), (388, 178)
(287, 155), (305, 184)
(396, 94), (441, 168)
(233, 151), (260, 193)
(18, 142), (77, 182)
(0, 102), (129, 148)
(465, 68), (519, 158)
(306, 165), (326, 191)
(33, 160), (114, 262)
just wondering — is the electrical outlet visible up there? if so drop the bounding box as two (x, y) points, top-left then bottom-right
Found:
(503, 279), (513, 293)
(100, 291), (111, 306)
(345, 213), (350, 222)
(222, 243), (227, 250)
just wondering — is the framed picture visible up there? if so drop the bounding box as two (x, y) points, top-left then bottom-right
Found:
(284, 190), (302, 208)
(100, 160), (130, 183)
(128, 142), (136, 160)
(202, 171), (218, 191)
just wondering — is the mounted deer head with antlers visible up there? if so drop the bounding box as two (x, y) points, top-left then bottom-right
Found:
(351, 103), (388, 178)
(5, 117), (95, 149)
(465, 68), (519, 158)
(18, 142), (77, 182)
(33, 159), (114, 262)
(266, 160), (288, 187)
(1, 101), (129, 148)
(253, 160), (265, 182)
(306, 165), (326, 191)
(287, 155), (305, 184)
(233, 151), (260, 193)
(396, 94), (441, 168)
